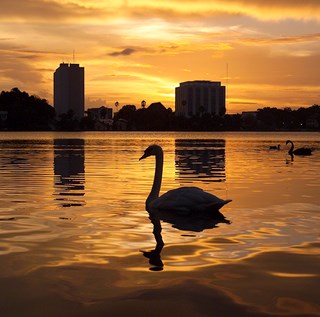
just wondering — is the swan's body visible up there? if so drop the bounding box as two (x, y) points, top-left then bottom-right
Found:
(149, 187), (230, 213)
(286, 140), (312, 156)
(140, 145), (231, 217)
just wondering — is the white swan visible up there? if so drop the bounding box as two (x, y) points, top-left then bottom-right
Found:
(139, 145), (231, 216)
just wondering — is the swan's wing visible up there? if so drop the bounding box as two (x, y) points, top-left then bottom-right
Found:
(149, 187), (231, 213)
(295, 148), (312, 155)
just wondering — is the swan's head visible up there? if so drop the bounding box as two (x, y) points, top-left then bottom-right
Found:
(139, 144), (162, 160)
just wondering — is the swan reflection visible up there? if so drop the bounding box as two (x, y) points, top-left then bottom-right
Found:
(141, 210), (164, 271)
(142, 207), (230, 271)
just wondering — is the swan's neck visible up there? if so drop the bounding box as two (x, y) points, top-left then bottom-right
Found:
(146, 149), (163, 207)
(288, 141), (294, 154)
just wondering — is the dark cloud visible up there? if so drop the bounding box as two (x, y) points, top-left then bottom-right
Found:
(109, 48), (137, 57)
(0, 0), (106, 21)
(230, 101), (259, 105)
(108, 45), (181, 58)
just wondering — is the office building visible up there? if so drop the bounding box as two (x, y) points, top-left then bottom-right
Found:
(54, 63), (85, 119)
(175, 80), (226, 117)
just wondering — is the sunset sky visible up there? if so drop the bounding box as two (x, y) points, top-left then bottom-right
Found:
(1, 0), (319, 113)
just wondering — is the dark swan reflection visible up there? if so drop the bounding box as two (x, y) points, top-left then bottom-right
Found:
(142, 208), (230, 271)
(141, 210), (165, 271)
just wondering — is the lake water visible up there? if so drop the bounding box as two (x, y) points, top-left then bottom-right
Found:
(0, 131), (319, 317)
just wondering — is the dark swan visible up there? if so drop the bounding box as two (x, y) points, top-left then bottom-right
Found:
(286, 140), (312, 156)
(139, 145), (231, 218)
(269, 144), (280, 150)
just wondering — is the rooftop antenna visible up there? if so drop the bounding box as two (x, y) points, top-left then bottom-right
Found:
(226, 62), (229, 109)
(226, 62), (229, 86)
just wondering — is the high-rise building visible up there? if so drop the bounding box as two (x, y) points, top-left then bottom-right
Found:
(175, 80), (226, 117)
(54, 63), (85, 119)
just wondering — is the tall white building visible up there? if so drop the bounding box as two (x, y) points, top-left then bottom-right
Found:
(175, 80), (226, 117)
(54, 63), (85, 119)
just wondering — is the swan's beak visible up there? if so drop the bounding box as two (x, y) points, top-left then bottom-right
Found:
(139, 153), (147, 161)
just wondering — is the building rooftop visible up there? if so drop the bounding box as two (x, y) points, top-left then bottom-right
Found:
(179, 80), (222, 86)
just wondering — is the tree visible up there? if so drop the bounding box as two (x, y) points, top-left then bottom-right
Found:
(55, 110), (80, 131)
(113, 105), (137, 130)
(0, 87), (55, 130)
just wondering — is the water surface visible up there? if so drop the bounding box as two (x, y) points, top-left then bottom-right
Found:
(0, 131), (319, 317)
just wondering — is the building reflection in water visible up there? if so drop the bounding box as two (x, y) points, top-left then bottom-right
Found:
(175, 139), (226, 182)
(53, 139), (85, 207)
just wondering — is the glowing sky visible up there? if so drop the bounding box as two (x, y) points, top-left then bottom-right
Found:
(1, 0), (319, 113)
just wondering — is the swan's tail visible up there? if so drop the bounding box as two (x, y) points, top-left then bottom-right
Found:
(206, 199), (232, 210)
(213, 199), (232, 209)
(205, 199), (232, 218)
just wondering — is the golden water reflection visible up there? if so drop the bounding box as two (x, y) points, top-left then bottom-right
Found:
(0, 132), (319, 316)
(175, 139), (226, 183)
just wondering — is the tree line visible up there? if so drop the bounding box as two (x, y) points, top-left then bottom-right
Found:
(0, 88), (55, 130)
(0, 88), (319, 131)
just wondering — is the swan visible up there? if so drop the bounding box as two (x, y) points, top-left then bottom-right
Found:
(269, 144), (280, 150)
(139, 145), (231, 217)
(286, 140), (312, 156)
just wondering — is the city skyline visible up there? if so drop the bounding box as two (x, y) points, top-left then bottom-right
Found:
(1, 1), (319, 113)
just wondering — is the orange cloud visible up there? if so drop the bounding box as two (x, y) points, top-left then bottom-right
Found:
(0, 0), (319, 114)
(239, 33), (320, 45)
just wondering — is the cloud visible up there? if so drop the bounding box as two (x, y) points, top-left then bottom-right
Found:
(1, 0), (319, 113)
(221, 0), (320, 21)
(109, 48), (137, 57)
(2, 0), (319, 24)
(85, 98), (107, 108)
(0, 38), (15, 41)
(94, 1), (320, 25)
(107, 45), (176, 57)
(222, 0), (320, 7)
(0, 50), (43, 85)
(239, 33), (320, 45)
(230, 101), (259, 105)
(0, 0), (106, 22)
(123, 1), (320, 22)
